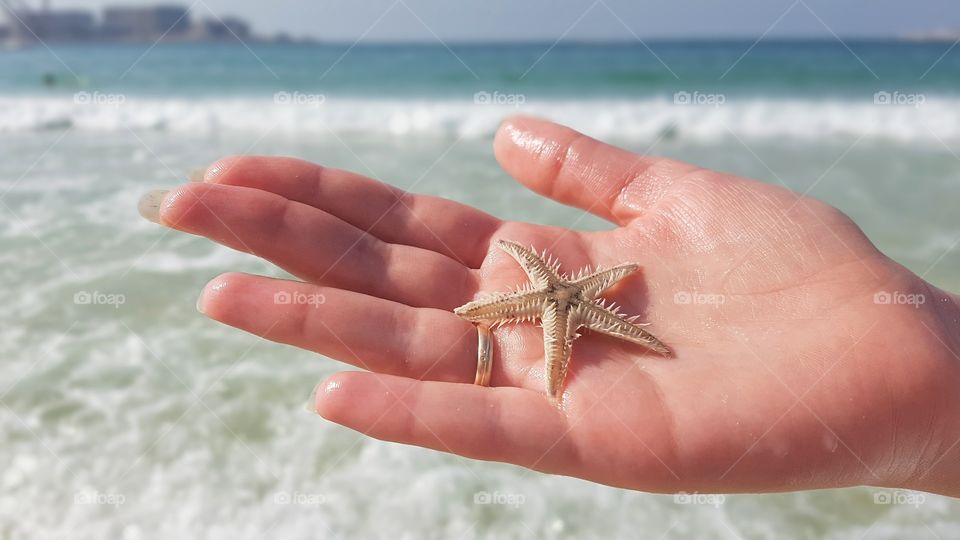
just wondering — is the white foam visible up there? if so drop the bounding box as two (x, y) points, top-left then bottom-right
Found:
(0, 95), (957, 143)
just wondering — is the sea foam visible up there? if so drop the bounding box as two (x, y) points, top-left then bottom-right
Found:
(0, 95), (955, 144)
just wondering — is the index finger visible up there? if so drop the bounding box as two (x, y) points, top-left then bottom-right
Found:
(202, 155), (502, 268)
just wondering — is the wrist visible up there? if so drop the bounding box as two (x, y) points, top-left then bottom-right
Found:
(900, 284), (960, 497)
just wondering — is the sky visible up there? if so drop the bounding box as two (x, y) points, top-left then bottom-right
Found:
(6, 0), (959, 41)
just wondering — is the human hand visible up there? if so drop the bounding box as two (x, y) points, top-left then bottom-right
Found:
(139, 116), (960, 496)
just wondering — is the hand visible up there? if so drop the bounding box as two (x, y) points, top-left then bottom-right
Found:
(141, 116), (960, 496)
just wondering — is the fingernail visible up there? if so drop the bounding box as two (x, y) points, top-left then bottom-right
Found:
(137, 190), (169, 224)
(196, 291), (206, 314)
(188, 168), (207, 183)
(304, 381), (323, 414)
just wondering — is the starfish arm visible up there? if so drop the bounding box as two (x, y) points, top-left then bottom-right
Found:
(570, 263), (640, 300)
(496, 239), (562, 288)
(578, 302), (670, 354)
(454, 289), (546, 325)
(542, 301), (579, 398)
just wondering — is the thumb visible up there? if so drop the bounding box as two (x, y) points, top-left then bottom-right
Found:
(493, 115), (700, 225)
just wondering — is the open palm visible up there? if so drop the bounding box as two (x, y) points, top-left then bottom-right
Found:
(148, 116), (960, 494)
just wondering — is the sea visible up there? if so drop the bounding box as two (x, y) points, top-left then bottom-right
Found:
(0, 41), (958, 539)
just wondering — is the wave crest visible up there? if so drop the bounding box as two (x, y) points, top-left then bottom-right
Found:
(0, 95), (954, 143)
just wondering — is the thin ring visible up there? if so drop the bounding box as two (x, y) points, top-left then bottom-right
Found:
(474, 324), (493, 386)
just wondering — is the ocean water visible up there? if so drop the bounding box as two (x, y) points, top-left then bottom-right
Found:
(1, 41), (959, 539)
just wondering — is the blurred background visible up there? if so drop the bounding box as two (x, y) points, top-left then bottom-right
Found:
(1, 0), (958, 538)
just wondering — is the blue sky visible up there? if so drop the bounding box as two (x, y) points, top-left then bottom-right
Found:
(11, 0), (960, 41)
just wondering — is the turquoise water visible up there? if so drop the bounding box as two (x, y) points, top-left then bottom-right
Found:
(1, 41), (959, 97)
(0, 42), (959, 538)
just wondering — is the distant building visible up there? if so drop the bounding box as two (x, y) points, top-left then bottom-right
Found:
(102, 5), (190, 41)
(198, 16), (251, 41)
(900, 29), (960, 42)
(9, 9), (96, 42)
(0, 2), (289, 46)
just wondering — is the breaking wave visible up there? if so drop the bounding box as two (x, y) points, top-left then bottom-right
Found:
(0, 94), (956, 143)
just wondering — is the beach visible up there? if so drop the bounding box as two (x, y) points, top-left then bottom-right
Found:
(1, 41), (959, 538)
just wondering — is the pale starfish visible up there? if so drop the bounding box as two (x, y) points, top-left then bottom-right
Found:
(455, 240), (669, 398)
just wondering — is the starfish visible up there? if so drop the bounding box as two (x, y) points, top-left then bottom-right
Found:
(455, 240), (669, 398)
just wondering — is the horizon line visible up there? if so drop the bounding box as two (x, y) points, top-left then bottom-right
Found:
(6, 35), (950, 47)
